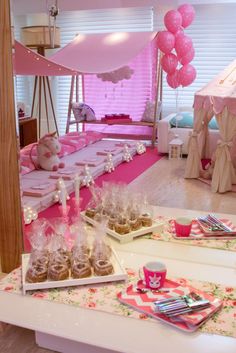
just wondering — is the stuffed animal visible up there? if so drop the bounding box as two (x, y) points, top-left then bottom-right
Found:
(37, 132), (65, 171)
(200, 152), (216, 180)
(72, 103), (96, 122)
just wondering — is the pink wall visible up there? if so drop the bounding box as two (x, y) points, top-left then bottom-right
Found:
(83, 37), (158, 124)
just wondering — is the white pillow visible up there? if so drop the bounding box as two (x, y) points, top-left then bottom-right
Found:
(72, 102), (85, 122)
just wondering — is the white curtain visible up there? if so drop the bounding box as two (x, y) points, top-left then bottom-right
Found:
(184, 108), (205, 178)
(211, 108), (236, 193)
(198, 108), (214, 158)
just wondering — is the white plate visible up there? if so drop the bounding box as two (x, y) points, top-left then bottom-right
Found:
(22, 248), (127, 295)
(81, 212), (164, 244)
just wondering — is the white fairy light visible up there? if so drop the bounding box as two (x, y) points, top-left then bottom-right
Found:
(123, 144), (133, 162)
(23, 206), (38, 225)
(54, 178), (70, 204)
(136, 141), (146, 155)
(82, 165), (94, 187)
(104, 152), (115, 173)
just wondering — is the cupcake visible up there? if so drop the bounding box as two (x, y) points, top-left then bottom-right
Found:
(139, 213), (152, 227)
(114, 218), (130, 235)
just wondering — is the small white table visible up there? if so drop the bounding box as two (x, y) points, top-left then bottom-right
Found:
(169, 137), (183, 159)
(0, 206), (235, 353)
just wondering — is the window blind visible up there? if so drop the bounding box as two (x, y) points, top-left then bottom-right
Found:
(162, 3), (236, 117)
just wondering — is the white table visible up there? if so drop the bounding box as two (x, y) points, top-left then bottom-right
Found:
(0, 206), (236, 353)
(110, 206), (236, 269)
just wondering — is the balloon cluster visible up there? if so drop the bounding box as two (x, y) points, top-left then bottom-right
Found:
(157, 4), (196, 89)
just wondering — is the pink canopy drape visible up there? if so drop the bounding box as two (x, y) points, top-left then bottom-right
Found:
(185, 60), (236, 193)
(14, 40), (78, 76)
(82, 36), (158, 136)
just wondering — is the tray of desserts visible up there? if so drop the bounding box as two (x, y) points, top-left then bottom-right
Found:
(81, 211), (164, 244)
(21, 246), (127, 295)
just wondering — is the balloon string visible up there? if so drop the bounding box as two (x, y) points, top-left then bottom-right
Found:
(175, 88), (179, 130)
(175, 88), (179, 112)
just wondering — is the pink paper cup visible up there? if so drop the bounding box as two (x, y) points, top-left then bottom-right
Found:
(139, 261), (167, 290)
(174, 217), (192, 237)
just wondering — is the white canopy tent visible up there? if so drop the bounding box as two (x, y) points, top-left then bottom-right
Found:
(185, 60), (236, 193)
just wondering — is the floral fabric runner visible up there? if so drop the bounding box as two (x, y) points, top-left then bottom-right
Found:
(147, 216), (236, 252)
(0, 268), (235, 338)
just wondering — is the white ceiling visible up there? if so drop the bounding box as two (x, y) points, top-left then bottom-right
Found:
(11, 0), (177, 15)
(11, 0), (236, 15)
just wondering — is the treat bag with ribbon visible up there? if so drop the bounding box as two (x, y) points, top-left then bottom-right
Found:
(49, 217), (72, 250)
(47, 231), (70, 272)
(91, 216), (111, 264)
(140, 195), (154, 227)
(25, 218), (50, 283)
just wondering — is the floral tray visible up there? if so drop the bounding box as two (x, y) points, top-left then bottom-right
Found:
(21, 248), (128, 295)
(81, 212), (164, 243)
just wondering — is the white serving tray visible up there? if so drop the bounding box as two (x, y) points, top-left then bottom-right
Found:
(21, 248), (127, 295)
(81, 212), (164, 244)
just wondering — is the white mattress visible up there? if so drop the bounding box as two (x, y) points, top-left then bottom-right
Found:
(21, 139), (138, 212)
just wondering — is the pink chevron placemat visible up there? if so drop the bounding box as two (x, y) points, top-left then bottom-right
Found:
(169, 219), (236, 240)
(118, 280), (222, 332)
(148, 216), (236, 252)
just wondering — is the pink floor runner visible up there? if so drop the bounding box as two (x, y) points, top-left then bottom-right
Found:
(24, 148), (162, 250)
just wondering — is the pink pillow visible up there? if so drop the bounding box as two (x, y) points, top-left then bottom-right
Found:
(58, 144), (75, 158)
(66, 132), (80, 137)
(20, 143), (37, 157)
(20, 156), (36, 175)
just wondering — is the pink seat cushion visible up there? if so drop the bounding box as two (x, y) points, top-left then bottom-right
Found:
(20, 131), (105, 175)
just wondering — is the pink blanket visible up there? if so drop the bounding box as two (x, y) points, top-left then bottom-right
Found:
(20, 131), (104, 175)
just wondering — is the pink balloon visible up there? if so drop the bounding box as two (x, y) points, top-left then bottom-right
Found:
(179, 47), (195, 65)
(178, 4), (196, 28)
(156, 31), (175, 54)
(175, 28), (185, 40)
(166, 70), (180, 89)
(164, 10), (182, 34)
(179, 64), (196, 87)
(175, 35), (193, 58)
(161, 53), (178, 74)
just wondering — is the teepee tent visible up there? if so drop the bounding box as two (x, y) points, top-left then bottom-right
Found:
(185, 60), (236, 193)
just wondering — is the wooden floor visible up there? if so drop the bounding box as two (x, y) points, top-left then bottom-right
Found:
(129, 156), (236, 214)
(0, 325), (56, 353)
(0, 156), (235, 352)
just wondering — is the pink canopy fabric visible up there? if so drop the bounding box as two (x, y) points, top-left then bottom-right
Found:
(83, 36), (158, 127)
(194, 59), (236, 115)
(14, 40), (78, 76)
(185, 60), (236, 193)
(50, 32), (157, 74)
